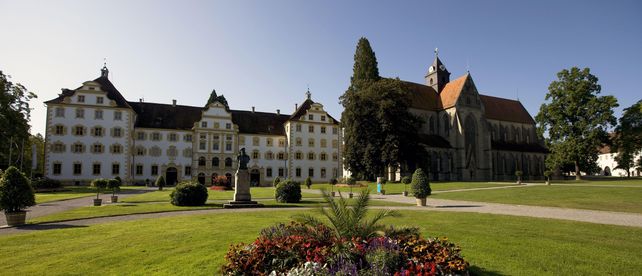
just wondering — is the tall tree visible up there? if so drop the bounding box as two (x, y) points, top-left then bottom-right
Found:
(0, 70), (37, 170)
(340, 37), (424, 180)
(204, 89), (229, 110)
(536, 67), (618, 180)
(613, 99), (642, 177)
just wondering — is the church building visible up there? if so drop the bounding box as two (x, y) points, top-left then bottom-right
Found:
(43, 66), (342, 186)
(394, 52), (548, 181)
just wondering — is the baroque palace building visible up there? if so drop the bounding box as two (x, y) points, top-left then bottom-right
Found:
(44, 66), (342, 186)
(389, 53), (548, 181)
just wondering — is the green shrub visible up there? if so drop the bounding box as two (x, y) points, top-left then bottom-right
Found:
(275, 180), (302, 203)
(273, 177), (281, 187)
(410, 168), (431, 198)
(401, 176), (412, 184)
(329, 178), (338, 185)
(515, 170), (523, 177)
(31, 177), (62, 190)
(170, 182), (209, 206)
(155, 175), (166, 188)
(304, 177), (312, 189)
(114, 176), (122, 185)
(346, 177), (356, 185)
(0, 166), (36, 213)
(90, 178), (109, 200)
(107, 179), (121, 196)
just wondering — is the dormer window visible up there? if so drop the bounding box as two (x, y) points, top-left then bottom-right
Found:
(308, 114), (313, 120)
(78, 95), (85, 103)
(201, 121), (207, 128)
(321, 115), (326, 121)
(96, 97), (104, 104)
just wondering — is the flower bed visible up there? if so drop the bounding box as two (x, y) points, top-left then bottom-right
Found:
(210, 186), (232, 191)
(222, 222), (469, 275)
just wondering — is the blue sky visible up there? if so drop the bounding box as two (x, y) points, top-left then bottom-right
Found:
(1, 0), (640, 136)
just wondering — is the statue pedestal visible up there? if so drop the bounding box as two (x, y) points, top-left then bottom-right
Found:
(224, 169), (263, 209)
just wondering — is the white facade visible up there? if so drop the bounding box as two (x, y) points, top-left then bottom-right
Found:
(597, 150), (642, 177)
(44, 67), (342, 186)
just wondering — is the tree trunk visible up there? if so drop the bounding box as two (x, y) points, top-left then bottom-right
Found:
(575, 161), (581, 181)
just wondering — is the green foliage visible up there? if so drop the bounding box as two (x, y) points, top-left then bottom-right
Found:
(107, 179), (121, 196)
(170, 182), (208, 206)
(544, 170), (553, 179)
(613, 100), (642, 177)
(114, 176), (122, 185)
(401, 176), (412, 184)
(0, 71), (37, 170)
(329, 178), (338, 185)
(275, 180), (302, 203)
(155, 175), (166, 187)
(31, 177), (62, 190)
(90, 178), (109, 199)
(410, 168), (431, 198)
(515, 170), (523, 177)
(204, 89), (229, 110)
(346, 177), (356, 185)
(272, 176), (281, 187)
(536, 67), (618, 179)
(304, 177), (312, 188)
(340, 38), (425, 180)
(294, 189), (398, 239)
(0, 166), (35, 212)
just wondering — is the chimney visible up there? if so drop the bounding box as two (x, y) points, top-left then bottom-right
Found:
(139, 98), (143, 102)
(172, 99), (176, 107)
(295, 103), (298, 110)
(252, 106), (255, 113)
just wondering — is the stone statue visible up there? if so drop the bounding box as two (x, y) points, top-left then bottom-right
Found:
(237, 148), (250, 170)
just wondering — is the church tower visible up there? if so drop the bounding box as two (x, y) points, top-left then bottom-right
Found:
(424, 49), (450, 93)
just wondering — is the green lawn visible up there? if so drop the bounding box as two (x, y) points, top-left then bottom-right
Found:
(549, 178), (642, 186)
(35, 186), (146, 204)
(433, 185), (642, 213)
(122, 187), (321, 203)
(311, 181), (518, 194)
(3, 210), (641, 275)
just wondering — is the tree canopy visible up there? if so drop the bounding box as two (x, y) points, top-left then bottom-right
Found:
(536, 67), (618, 180)
(0, 70), (37, 170)
(613, 99), (642, 177)
(205, 89), (229, 110)
(341, 37), (425, 180)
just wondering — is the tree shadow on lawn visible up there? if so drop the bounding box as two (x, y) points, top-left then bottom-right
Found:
(469, 265), (506, 276)
(435, 205), (483, 208)
(14, 223), (88, 231)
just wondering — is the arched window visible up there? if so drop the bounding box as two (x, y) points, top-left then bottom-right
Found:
(212, 157), (219, 167)
(464, 115), (477, 170)
(225, 157), (232, 167)
(198, 156), (206, 167)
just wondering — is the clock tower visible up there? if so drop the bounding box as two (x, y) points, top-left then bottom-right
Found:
(425, 48), (450, 93)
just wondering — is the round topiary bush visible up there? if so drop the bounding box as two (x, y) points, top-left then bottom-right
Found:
(401, 176), (412, 185)
(171, 182), (209, 206)
(275, 179), (302, 203)
(0, 166), (36, 213)
(410, 168), (431, 199)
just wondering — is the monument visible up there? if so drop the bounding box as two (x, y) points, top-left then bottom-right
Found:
(224, 148), (264, 208)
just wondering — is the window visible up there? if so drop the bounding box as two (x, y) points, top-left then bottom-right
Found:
(212, 157), (219, 167)
(321, 168), (327, 178)
(114, 111), (122, 120)
(253, 137), (260, 146)
(265, 152), (274, 160)
(278, 139), (285, 147)
(72, 143), (84, 153)
(320, 139), (327, 148)
(151, 132), (161, 141)
(92, 126), (103, 137)
(73, 163), (82, 175)
(321, 115), (326, 121)
(168, 133), (177, 142)
(199, 141), (206, 150)
(55, 107), (65, 117)
(267, 138), (273, 146)
(149, 146), (161, 157)
(92, 163), (101, 175)
(320, 153), (327, 161)
(75, 108), (84, 118)
(308, 138), (315, 147)
(277, 152), (285, 160)
(136, 146), (145, 156)
(54, 125), (65, 135)
(214, 122), (220, 129)
(136, 165), (143, 175)
(184, 134), (193, 142)
(166, 146), (177, 157)
(151, 165), (158, 176)
(185, 166), (192, 176)
(96, 97), (104, 104)
(295, 138), (302, 146)
(201, 121), (207, 128)
(296, 124), (301, 132)
(321, 126), (326, 134)
(308, 168), (314, 177)
(296, 167), (301, 177)
(112, 127), (122, 138)
(295, 151), (302, 160)
(52, 142), (65, 153)
(78, 95), (85, 103)
(92, 143), (104, 154)
(266, 168), (273, 177)
(198, 156), (206, 167)
(332, 140), (338, 148)
(94, 110), (103, 119)
(278, 168), (284, 177)
(332, 127), (338, 134)
(225, 158), (232, 167)
(252, 150), (260, 160)
(137, 132), (146, 141)
(308, 152), (315, 160)
(183, 148), (192, 157)
(308, 125), (314, 133)
(226, 123), (231, 129)
(225, 143), (232, 151)
(212, 135), (220, 151)
(112, 164), (120, 175)
(332, 152), (338, 161)
(53, 163), (62, 175)
(308, 114), (313, 120)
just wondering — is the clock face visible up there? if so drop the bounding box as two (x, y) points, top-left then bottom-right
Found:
(439, 65), (446, 70)
(429, 66), (435, 73)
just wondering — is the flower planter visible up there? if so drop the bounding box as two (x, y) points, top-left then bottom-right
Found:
(5, 211), (27, 226)
(330, 191), (336, 197)
(402, 191), (408, 197)
(546, 181), (550, 185)
(111, 196), (118, 203)
(380, 190), (386, 195)
(348, 193), (353, 198)
(93, 198), (103, 206)
(416, 198), (427, 206)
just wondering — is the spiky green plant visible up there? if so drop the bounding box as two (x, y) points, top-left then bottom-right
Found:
(294, 189), (398, 239)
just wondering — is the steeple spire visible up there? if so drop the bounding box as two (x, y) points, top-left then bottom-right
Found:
(425, 48), (450, 93)
(100, 58), (109, 78)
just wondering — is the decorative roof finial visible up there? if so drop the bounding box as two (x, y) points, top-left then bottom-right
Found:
(434, 47), (439, 57)
(100, 58), (109, 78)
(305, 85), (311, 100)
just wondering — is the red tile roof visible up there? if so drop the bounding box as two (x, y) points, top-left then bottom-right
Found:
(439, 74), (468, 109)
(479, 95), (535, 124)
